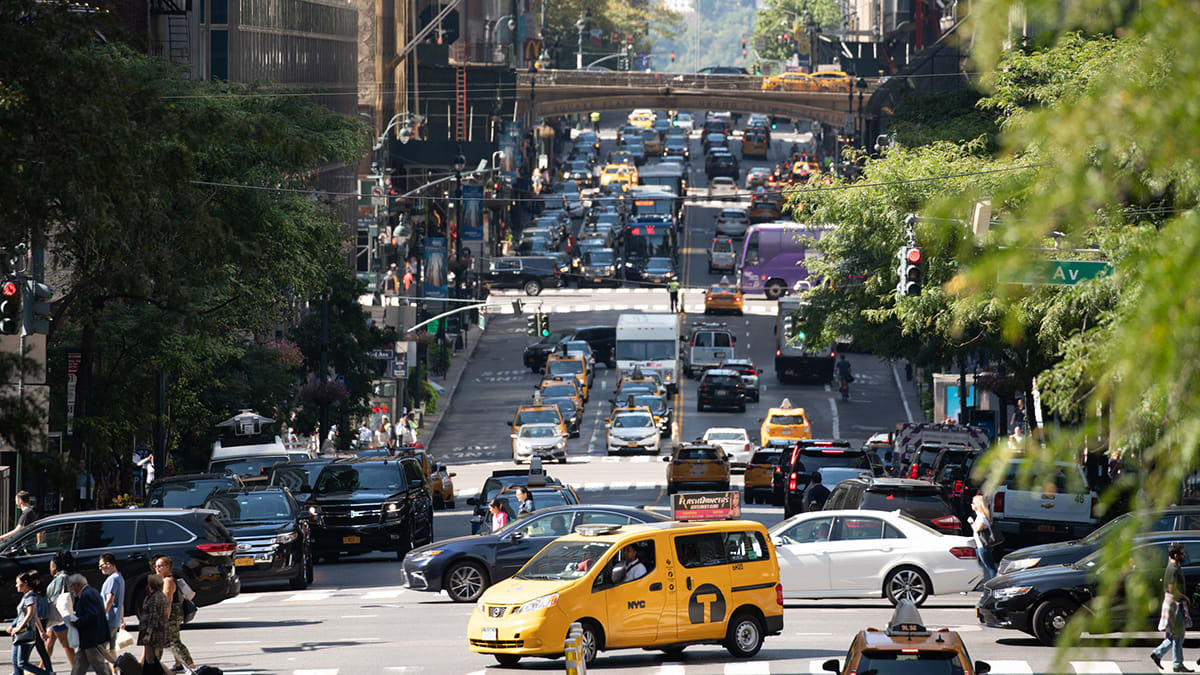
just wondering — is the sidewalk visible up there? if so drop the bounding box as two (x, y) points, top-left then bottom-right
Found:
(417, 320), (485, 450)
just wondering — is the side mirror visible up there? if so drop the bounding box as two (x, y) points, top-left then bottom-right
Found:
(662, 456), (671, 462)
(610, 561), (627, 584)
(466, 497), (478, 506)
(510, 434), (518, 439)
(449, 472), (457, 478)
(510, 530), (524, 541)
(975, 662), (991, 674)
(822, 659), (840, 673)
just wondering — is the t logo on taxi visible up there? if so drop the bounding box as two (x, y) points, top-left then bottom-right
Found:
(688, 584), (726, 624)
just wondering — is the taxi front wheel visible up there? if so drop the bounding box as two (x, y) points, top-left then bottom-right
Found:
(724, 611), (765, 658)
(493, 654), (521, 667)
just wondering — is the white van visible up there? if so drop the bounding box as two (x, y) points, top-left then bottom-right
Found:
(209, 410), (314, 483)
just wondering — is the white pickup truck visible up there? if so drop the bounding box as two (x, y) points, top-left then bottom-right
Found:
(989, 459), (1098, 547)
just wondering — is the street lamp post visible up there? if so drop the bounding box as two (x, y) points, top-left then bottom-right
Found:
(575, 10), (590, 69)
(856, 77), (868, 148)
(488, 15), (517, 65)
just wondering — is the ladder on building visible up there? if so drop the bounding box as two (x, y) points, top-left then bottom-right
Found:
(454, 58), (467, 141)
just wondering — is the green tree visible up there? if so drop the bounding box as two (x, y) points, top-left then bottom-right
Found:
(751, 0), (842, 66)
(537, 0), (683, 69)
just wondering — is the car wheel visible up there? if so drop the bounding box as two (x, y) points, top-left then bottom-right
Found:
(289, 546), (311, 590)
(523, 279), (542, 296)
(493, 654), (522, 667)
(884, 566), (932, 606)
(724, 611), (765, 658)
(578, 620), (602, 666)
(697, 400), (704, 412)
(446, 561), (489, 602)
(765, 280), (786, 300)
(1032, 597), (1077, 646)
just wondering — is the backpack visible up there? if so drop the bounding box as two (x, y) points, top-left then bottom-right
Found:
(194, 667), (224, 675)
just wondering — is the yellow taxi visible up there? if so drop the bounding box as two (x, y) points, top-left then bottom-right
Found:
(599, 163), (637, 191)
(511, 403), (567, 439)
(742, 447), (784, 505)
(821, 601), (991, 674)
(467, 519), (783, 667)
(615, 370), (666, 397)
(628, 108), (655, 128)
(811, 70), (852, 92)
(537, 376), (584, 410)
(406, 449), (455, 509)
(545, 354), (591, 400)
(761, 71), (814, 92)
(704, 281), (744, 316)
(759, 399), (812, 446)
(663, 442), (731, 494)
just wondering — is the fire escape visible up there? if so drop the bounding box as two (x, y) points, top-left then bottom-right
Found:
(453, 43), (467, 141)
(150, 0), (191, 66)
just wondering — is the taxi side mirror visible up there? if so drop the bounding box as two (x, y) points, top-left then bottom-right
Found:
(509, 530), (524, 541)
(610, 561), (627, 584)
(975, 661), (991, 674)
(822, 659), (840, 673)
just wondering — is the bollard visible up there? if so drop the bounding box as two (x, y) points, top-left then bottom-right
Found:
(564, 622), (585, 675)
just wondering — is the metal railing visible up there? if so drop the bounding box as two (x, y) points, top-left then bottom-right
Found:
(519, 70), (873, 97)
(449, 41), (508, 65)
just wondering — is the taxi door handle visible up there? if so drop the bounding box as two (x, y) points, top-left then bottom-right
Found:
(649, 582), (662, 591)
(686, 577), (693, 591)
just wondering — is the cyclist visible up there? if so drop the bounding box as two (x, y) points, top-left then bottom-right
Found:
(834, 354), (853, 398)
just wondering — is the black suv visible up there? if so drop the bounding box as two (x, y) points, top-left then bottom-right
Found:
(696, 368), (747, 412)
(522, 329), (573, 372)
(482, 256), (561, 296)
(705, 152), (739, 179)
(782, 440), (872, 517)
(145, 472), (245, 509)
(204, 486), (313, 589)
(0, 508), (240, 619)
(308, 457), (434, 561)
(570, 325), (616, 368)
(824, 476), (965, 535)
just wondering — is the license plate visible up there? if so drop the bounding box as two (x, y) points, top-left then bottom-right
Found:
(343, 535), (361, 545)
(234, 557), (254, 567)
(482, 628), (497, 641)
(717, 389), (727, 395)
(1037, 524), (1057, 533)
(626, 442), (638, 447)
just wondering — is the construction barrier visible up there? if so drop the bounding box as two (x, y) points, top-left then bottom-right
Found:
(564, 622), (587, 675)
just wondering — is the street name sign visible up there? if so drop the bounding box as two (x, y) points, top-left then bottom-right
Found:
(1001, 260), (1111, 286)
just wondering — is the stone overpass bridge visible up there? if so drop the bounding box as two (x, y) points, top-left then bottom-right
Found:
(516, 70), (880, 128)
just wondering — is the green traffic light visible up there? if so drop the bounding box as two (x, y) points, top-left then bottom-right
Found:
(541, 329), (550, 337)
(797, 331), (806, 341)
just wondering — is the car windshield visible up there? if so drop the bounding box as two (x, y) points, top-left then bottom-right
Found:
(793, 451), (872, 473)
(750, 451), (782, 464)
(521, 426), (559, 439)
(204, 492), (294, 522)
(313, 464), (402, 493)
(147, 479), (230, 508)
(706, 431), (745, 441)
(514, 541), (614, 580)
(704, 375), (741, 386)
(616, 340), (676, 360)
(711, 241), (733, 252)
(548, 360), (583, 375)
(584, 250), (614, 265)
(210, 456), (288, 478)
(632, 396), (665, 413)
(269, 464), (327, 492)
(544, 397), (577, 416)
(856, 650), (965, 674)
(769, 414), (807, 426)
(678, 447), (721, 461)
(818, 467), (868, 487)
(517, 410), (561, 426)
(646, 259), (672, 272)
(613, 414), (653, 429)
(541, 384), (576, 398)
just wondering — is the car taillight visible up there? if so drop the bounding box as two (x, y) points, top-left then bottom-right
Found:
(950, 546), (977, 559)
(776, 349), (781, 356)
(776, 583), (784, 606)
(744, 443), (751, 454)
(931, 515), (961, 531)
(773, 466), (781, 473)
(909, 464), (918, 479)
(197, 543), (236, 555)
(993, 492), (1005, 514)
(747, 369), (757, 376)
(788, 472), (797, 491)
(953, 480), (964, 497)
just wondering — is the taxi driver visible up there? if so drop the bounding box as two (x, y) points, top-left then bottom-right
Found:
(621, 544), (647, 581)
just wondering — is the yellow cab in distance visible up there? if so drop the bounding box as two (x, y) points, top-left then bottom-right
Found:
(537, 376), (584, 410)
(664, 442), (732, 494)
(466, 518), (783, 668)
(545, 354), (591, 400)
(600, 163), (637, 190)
(761, 70), (814, 92)
(511, 402), (567, 439)
(759, 398), (812, 446)
(704, 279), (744, 316)
(821, 601), (991, 674)
(616, 369), (666, 398)
(628, 108), (656, 128)
(742, 446), (784, 505)
(810, 70), (853, 92)
(405, 448), (455, 510)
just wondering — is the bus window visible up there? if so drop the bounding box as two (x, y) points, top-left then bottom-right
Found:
(743, 231), (760, 266)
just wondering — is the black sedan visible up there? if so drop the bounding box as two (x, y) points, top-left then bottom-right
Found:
(204, 486), (314, 590)
(402, 505), (668, 602)
(978, 533), (1200, 645)
(543, 396), (582, 438)
(997, 507), (1200, 575)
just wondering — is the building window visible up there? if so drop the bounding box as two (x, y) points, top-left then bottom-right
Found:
(210, 29), (228, 80)
(211, 0), (227, 24)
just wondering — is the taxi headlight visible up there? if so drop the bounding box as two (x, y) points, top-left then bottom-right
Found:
(1001, 558), (1039, 573)
(516, 593), (559, 614)
(991, 586), (1033, 601)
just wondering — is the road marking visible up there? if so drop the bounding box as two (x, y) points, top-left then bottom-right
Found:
(611, 481), (632, 489)
(340, 614), (379, 618)
(892, 361), (915, 422)
(828, 397), (839, 439)
(634, 481), (662, 489)
(594, 304), (612, 311)
(725, 663), (770, 674)
(986, 661), (1034, 674)
(1071, 663), (1121, 674)
(215, 640), (260, 644)
(581, 482), (606, 490)
(221, 594), (262, 604)
(630, 455), (651, 463)
(282, 591), (333, 603)
(294, 670), (339, 675)
(809, 661), (830, 674)
(657, 666), (686, 675)
(361, 589), (405, 600)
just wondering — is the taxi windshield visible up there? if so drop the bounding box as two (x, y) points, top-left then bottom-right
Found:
(769, 414), (807, 426)
(855, 650), (965, 674)
(613, 414), (653, 429)
(541, 384), (577, 398)
(517, 410), (560, 426)
(515, 541), (614, 581)
(548, 361), (584, 376)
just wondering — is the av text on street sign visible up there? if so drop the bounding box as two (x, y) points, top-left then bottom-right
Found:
(1001, 260), (1111, 286)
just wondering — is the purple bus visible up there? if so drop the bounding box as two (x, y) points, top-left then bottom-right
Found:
(738, 222), (831, 299)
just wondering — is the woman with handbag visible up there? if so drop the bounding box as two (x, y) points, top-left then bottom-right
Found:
(151, 557), (195, 674)
(6, 571), (52, 675)
(43, 552), (74, 670)
(136, 575), (171, 675)
(969, 495), (1000, 581)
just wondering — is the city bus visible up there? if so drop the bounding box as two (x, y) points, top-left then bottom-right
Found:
(738, 222), (832, 299)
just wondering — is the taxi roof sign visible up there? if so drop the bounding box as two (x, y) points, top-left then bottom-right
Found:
(885, 601), (931, 637)
(576, 523), (623, 537)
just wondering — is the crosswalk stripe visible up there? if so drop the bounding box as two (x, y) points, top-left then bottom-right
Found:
(221, 594), (262, 604)
(656, 665), (686, 675)
(630, 455), (651, 462)
(610, 481), (632, 490)
(360, 589), (405, 600)
(581, 482), (606, 490)
(987, 661), (1034, 674)
(724, 662), (770, 674)
(634, 481), (662, 489)
(1071, 662), (1121, 674)
(283, 591), (333, 603)
(294, 670), (339, 675)
(808, 661), (829, 675)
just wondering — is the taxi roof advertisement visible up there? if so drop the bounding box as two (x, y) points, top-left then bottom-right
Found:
(671, 491), (741, 521)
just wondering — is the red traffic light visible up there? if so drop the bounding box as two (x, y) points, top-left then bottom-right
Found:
(906, 248), (923, 264)
(742, 49), (748, 57)
(741, 38), (747, 48)
(1, 281), (16, 297)
(670, 53), (676, 62)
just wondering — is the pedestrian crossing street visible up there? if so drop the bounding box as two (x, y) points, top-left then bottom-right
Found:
(222, 658), (1145, 675)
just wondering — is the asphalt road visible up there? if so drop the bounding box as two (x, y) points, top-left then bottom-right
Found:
(169, 113), (1168, 675)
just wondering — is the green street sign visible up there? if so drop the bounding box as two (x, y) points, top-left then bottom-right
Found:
(1001, 260), (1112, 286)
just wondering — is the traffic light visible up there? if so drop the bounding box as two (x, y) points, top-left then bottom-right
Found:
(742, 49), (748, 57)
(526, 312), (538, 336)
(536, 312), (551, 337)
(896, 246), (923, 297)
(670, 53), (676, 63)
(0, 279), (19, 335)
(23, 281), (51, 334)
(741, 38), (747, 49)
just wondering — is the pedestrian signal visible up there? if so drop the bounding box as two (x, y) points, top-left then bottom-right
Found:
(0, 279), (19, 335)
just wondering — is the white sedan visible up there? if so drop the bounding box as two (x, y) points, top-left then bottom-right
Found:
(701, 427), (752, 467)
(714, 208), (750, 237)
(707, 177), (739, 200)
(768, 509), (982, 606)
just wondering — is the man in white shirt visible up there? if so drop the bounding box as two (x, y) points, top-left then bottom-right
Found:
(620, 544), (647, 582)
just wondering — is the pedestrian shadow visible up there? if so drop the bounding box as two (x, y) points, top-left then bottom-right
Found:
(261, 639), (380, 654)
(186, 619), (322, 630)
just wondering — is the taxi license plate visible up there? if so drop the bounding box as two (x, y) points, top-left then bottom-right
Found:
(342, 535), (361, 545)
(716, 389), (728, 395)
(234, 557), (254, 567)
(481, 628), (497, 641)
(1037, 524), (1057, 533)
